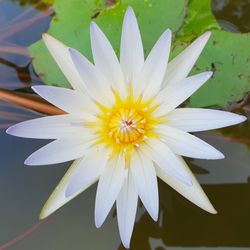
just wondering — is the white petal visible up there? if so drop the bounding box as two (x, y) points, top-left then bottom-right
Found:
(42, 33), (85, 92)
(135, 29), (172, 99)
(143, 138), (192, 186)
(39, 158), (97, 219)
(66, 147), (109, 197)
(6, 114), (86, 139)
(156, 156), (217, 214)
(130, 150), (159, 221)
(162, 31), (211, 88)
(167, 108), (247, 132)
(90, 22), (126, 98)
(25, 136), (94, 166)
(32, 86), (98, 117)
(157, 125), (224, 159)
(69, 48), (114, 106)
(120, 6), (144, 85)
(154, 71), (212, 116)
(95, 154), (126, 228)
(116, 170), (138, 249)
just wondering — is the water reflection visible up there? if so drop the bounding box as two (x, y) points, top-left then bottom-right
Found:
(0, 0), (51, 126)
(212, 0), (250, 32)
(0, 0), (249, 250)
(195, 131), (250, 184)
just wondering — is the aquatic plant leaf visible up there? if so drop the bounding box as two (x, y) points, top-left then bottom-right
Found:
(28, 0), (186, 88)
(188, 30), (250, 108)
(42, 0), (55, 4)
(29, 0), (250, 108)
(176, 0), (220, 42)
(173, 0), (250, 108)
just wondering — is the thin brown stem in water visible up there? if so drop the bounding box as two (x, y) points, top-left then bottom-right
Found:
(0, 88), (65, 115)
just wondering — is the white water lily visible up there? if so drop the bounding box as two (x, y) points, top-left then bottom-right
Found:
(7, 6), (246, 248)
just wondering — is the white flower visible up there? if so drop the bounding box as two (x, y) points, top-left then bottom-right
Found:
(7, 6), (246, 248)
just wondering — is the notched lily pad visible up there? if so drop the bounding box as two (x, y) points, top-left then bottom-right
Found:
(29, 0), (250, 109)
(177, 0), (220, 41)
(28, 0), (187, 88)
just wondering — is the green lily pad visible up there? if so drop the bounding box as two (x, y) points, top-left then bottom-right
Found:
(189, 30), (250, 108)
(29, 0), (106, 87)
(29, 0), (250, 108)
(176, 0), (220, 42)
(28, 0), (186, 88)
(171, 0), (250, 108)
(95, 0), (186, 57)
(42, 0), (55, 4)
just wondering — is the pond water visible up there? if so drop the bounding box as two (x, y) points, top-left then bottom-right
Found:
(0, 1), (249, 250)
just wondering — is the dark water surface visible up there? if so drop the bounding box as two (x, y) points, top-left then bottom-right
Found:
(0, 1), (249, 250)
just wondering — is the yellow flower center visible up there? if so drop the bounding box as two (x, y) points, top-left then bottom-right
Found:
(108, 108), (146, 144)
(89, 87), (164, 161)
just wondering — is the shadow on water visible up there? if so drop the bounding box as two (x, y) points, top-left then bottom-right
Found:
(0, 0), (249, 250)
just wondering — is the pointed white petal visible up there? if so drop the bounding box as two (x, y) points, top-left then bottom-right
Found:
(157, 125), (224, 159)
(95, 155), (126, 228)
(135, 29), (172, 99)
(143, 138), (192, 186)
(39, 158), (97, 219)
(25, 136), (94, 166)
(154, 72), (212, 116)
(130, 150), (159, 221)
(66, 147), (109, 197)
(120, 7), (144, 85)
(90, 22), (126, 98)
(156, 156), (217, 214)
(162, 31), (211, 88)
(69, 48), (114, 106)
(32, 86), (98, 117)
(42, 33), (85, 92)
(117, 170), (138, 249)
(6, 115), (87, 139)
(167, 108), (247, 132)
